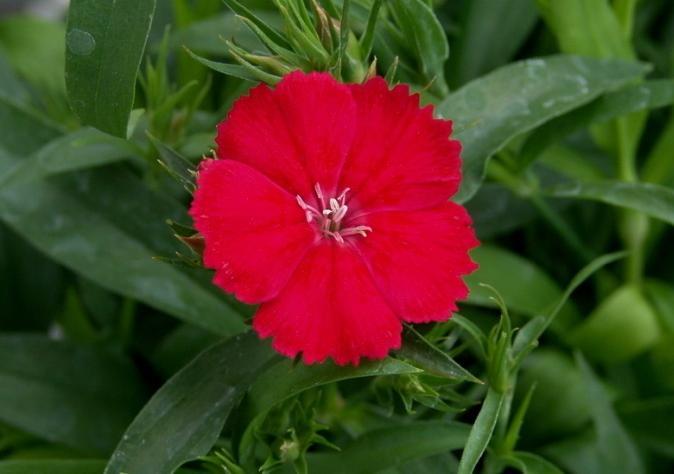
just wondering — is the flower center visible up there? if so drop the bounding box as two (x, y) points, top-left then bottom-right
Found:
(296, 183), (372, 244)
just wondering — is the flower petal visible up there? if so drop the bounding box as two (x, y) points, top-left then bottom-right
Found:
(216, 71), (356, 198)
(189, 159), (314, 304)
(253, 243), (402, 365)
(339, 77), (461, 213)
(355, 202), (479, 322)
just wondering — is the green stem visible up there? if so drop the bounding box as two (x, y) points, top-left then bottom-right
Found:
(613, 0), (640, 40)
(616, 117), (648, 286)
(488, 160), (594, 263)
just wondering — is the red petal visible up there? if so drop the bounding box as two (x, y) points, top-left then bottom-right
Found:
(339, 77), (461, 214)
(189, 159), (314, 304)
(355, 202), (479, 322)
(253, 243), (402, 365)
(216, 71), (356, 198)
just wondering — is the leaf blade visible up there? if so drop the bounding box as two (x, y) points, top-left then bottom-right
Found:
(437, 55), (647, 202)
(65, 0), (156, 136)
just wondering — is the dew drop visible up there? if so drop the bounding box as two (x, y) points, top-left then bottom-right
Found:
(66, 29), (96, 56)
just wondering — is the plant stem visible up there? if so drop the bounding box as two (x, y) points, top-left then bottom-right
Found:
(616, 116), (648, 286)
(488, 160), (594, 263)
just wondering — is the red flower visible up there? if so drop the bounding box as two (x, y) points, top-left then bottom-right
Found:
(189, 71), (478, 365)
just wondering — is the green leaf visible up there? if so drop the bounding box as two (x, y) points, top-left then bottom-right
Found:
(466, 245), (579, 330)
(0, 149), (245, 336)
(466, 184), (540, 239)
(395, 326), (482, 383)
(221, 0), (290, 49)
(0, 460), (106, 474)
(238, 356), (421, 463)
(535, 0), (643, 174)
(0, 335), (147, 454)
(643, 112), (674, 185)
(308, 421), (471, 474)
(542, 431), (605, 474)
(437, 55), (647, 202)
(150, 323), (221, 377)
(0, 16), (67, 106)
(359, 0), (384, 60)
(570, 285), (661, 363)
(148, 134), (195, 188)
(246, 359), (420, 418)
(0, 128), (142, 188)
(65, 0), (157, 136)
(0, 51), (30, 102)
(0, 221), (67, 331)
(387, 0), (449, 95)
(575, 353), (645, 474)
(0, 96), (63, 155)
(170, 12), (271, 55)
(449, 0), (538, 85)
(511, 251), (627, 363)
(517, 350), (590, 440)
(643, 334), (674, 392)
(546, 180), (674, 227)
(503, 451), (564, 474)
(536, 0), (633, 59)
(619, 396), (674, 457)
(185, 47), (281, 83)
(644, 280), (674, 332)
(501, 383), (537, 453)
(105, 332), (277, 474)
(520, 80), (674, 168)
(457, 387), (505, 474)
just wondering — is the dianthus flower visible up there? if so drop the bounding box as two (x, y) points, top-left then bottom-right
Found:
(190, 71), (478, 365)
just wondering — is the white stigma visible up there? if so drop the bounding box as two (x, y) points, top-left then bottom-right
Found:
(296, 184), (372, 243)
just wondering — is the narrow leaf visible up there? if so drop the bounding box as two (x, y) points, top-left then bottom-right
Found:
(185, 47), (281, 83)
(0, 460), (106, 474)
(575, 353), (645, 474)
(512, 252), (626, 362)
(466, 245), (579, 330)
(388, 0), (449, 95)
(449, 0), (538, 85)
(437, 55), (647, 202)
(0, 128), (141, 188)
(396, 326), (482, 383)
(457, 387), (505, 474)
(309, 421), (471, 474)
(0, 335), (147, 454)
(520, 79), (674, 168)
(503, 451), (564, 474)
(221, 0), (290, 49)
(0, 148), (245, 335)
(619, 397), (674, 457)
(546, 180), (674, 227)
(105, 333), (277, 474)
(238, 357), (420, 463)
(66, 0), (156, 136)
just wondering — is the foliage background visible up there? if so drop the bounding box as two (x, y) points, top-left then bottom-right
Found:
(1, 0), (674, 473)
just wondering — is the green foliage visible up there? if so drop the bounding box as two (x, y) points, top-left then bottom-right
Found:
(0, 335), (147, 453)
(66, 0), (157, 136)
(437, 55), (647, 202)
(1, 0), (674, 473)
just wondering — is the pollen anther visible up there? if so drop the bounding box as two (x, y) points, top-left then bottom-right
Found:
(297, 184), (372, 243)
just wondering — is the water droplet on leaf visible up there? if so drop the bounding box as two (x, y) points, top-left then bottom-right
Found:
(67, 29), (96, 56)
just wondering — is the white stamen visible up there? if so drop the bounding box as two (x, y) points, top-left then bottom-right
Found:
(296, 184), (372, 243)
(314, 183), (326, 209)
(340, 225), (373, 238)
(333, 204), (348, 223)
